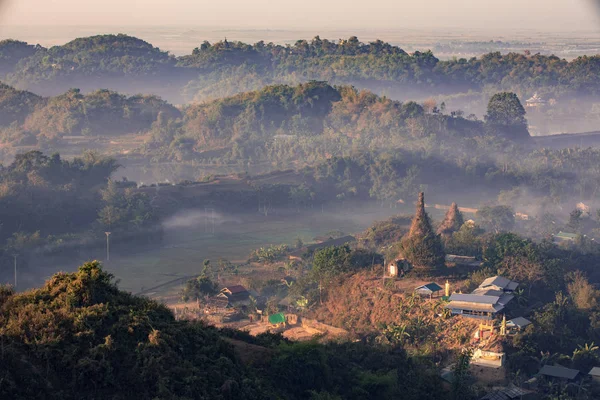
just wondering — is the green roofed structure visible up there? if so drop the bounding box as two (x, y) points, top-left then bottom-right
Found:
(553, 231), (579, 242)
(268, 313), (286, 326)
(415, 283), (443, 298)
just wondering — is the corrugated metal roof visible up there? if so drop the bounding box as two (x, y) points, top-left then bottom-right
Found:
(506, 282), (519, 291)
(416, 283), (443, 292)
(446, 301), (503, 313)
(481, 391), (510, 400)
(501, 385), (533, 398)
(472, 288), (504, 297)
(480, 276), (512, 289)
(222, 285), (248, 294)
(449, 293), (500, 304)
(446, 255), (477, 262)
(507, 317), (532, 328)
(539, 365), (579, 380)
(498, 294), (514, 305)
(588, 367), (600, 376)
(481, 385), (533, 400)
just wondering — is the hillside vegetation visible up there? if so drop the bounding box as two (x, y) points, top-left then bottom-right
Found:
(0, 261), (447, 399)
(0, 84), (179, 144)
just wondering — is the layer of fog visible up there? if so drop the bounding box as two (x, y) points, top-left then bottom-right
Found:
(162, 209), (242, 230)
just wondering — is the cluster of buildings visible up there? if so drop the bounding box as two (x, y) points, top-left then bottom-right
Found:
(205, 285), (251, 315)
(445, 276), (519, 320)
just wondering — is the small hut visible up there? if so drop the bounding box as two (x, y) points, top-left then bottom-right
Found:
(588, 367), (600, 383)
(538, 365), (579, 382)
(387, 258), (410, 277)
(415, 283), (443, 298)
(506, 317), (532, 332)
(525, 93), (546, 108)
(268, 313), (286, 327)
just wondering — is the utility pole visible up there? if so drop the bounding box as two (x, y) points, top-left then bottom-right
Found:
(105, 232), (111, 261)
(205, 207), (215, 236)
(13, 254), (17, 289)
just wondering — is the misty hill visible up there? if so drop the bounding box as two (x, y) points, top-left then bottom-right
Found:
(0, 261), (444, 399)
(0, 39), (40, 76)
(3, 35), (194, 100)
(1, 35), (600, 104)
(0, 83), (180, 144)
(146, 82), (493, 162)
(0, 82), (43, 127)
(181, 81), (342, 146)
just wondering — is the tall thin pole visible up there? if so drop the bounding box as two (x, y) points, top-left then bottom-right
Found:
(13, 255), (17, 289)
(211, 209), (215, 235)
(105, 232), (111, 261)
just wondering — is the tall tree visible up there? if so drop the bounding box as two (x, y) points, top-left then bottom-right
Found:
(477, 205), (515, 233)
(485, 92), (529, 140)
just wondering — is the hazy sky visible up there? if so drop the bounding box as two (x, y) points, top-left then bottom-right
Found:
(1, 0), (599, 31)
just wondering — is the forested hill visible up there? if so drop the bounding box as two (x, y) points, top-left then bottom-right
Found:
(1, 35), (194, 102)
(0, 83), (179, 144)
(0, 261), (444, 399)
(1, 34), (600, 103)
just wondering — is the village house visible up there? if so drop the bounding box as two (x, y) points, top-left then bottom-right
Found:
(506, 317), (532, 332)
(538, 365), (579, 382)
(445, 293), (513, 319)
(588, 367), (600, 383)
(445, 276), (518, 319)
(476, 276), (519, 293)
(220, 285), (251, 305)
(480, 385), (535, 400)
(525, 92), (546, 108)
(204, 296), (230, 313)
(471, 349), (505, 368)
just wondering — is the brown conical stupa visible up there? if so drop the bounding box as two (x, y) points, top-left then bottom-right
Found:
(409, 192), (433, 238)
(437, 202), (464, 237)
(401, 192), (445, 273)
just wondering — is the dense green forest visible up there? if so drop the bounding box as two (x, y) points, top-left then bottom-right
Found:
(1, 34), (600, 105)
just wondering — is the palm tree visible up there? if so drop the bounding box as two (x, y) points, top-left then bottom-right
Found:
(383, 324), (411, 345)
(537, 351), (559, 367)
(572, 342), (599, 371)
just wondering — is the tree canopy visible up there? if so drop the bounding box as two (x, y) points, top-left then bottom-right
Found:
(485, 92), (529, 140)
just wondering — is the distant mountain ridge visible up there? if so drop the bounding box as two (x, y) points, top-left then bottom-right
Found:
(1, 34), (599, 104)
